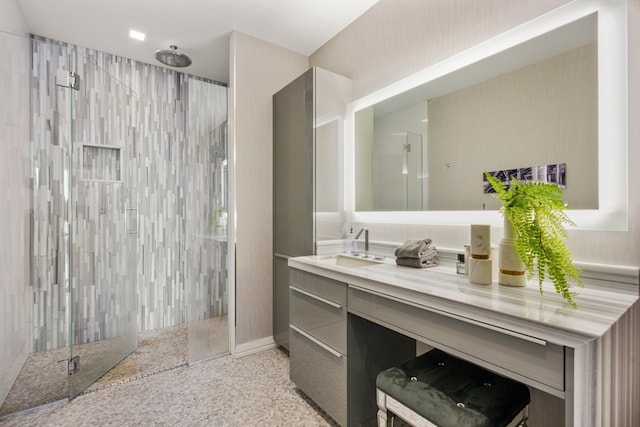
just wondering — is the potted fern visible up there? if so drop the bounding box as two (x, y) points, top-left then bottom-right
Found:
(484, 172), (583, 307)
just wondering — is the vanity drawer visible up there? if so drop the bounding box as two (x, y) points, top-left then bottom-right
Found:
(289, 268), (347, 306)
(348, 286), (565, 394)
(290, 327), (348, 427)
(290, 286), (347, 354)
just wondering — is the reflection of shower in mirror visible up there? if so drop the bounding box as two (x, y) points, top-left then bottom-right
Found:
(372, 130), (426, 211)
(401, 143), (410, 175)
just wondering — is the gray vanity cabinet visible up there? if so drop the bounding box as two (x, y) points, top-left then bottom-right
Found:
(289, 268), (416, 427)
(273, 69), (314, 350)
(289, 268), (348, 426)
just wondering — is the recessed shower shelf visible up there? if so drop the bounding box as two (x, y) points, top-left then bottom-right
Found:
(81, 143), (122, 182)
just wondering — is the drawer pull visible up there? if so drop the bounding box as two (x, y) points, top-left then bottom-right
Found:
(291, 286), (343, 309)
(350, 285), (547, 346)
(290, 324), (343, 358)
(445, 310), (547, 346)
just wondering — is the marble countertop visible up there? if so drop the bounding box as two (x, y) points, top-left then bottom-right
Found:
(288, 254), (638, 347)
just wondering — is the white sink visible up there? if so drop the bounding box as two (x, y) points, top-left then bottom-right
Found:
(317, 254), (383, 268)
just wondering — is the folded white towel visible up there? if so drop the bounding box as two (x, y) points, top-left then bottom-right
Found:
(395, 257), (438, 269)
(394, 239), (434, 259)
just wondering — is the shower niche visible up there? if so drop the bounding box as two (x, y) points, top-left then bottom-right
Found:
(81, 144), (122, 182)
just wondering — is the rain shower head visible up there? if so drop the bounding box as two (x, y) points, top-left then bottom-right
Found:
(155, 45), (192, 68)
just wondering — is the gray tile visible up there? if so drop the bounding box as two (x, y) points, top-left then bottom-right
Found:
(30, 36), (229, 351)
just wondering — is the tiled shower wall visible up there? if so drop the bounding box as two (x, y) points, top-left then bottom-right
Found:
(30, 36), (228, 352)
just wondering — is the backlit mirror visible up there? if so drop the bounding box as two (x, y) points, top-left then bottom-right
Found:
(348, 0), (627, 230)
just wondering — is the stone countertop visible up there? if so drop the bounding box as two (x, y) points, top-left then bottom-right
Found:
(288, 254), (638, 347)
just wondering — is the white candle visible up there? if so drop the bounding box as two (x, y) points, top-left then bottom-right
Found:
(470, 224), (491, 257)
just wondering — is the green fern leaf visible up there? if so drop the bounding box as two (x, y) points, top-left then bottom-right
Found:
(484, 172), (583, 307)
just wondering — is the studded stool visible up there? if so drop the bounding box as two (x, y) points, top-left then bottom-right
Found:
(376, 349), (530, 427)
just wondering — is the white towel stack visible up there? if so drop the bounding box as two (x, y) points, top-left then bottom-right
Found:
(394, 239), (438, 268)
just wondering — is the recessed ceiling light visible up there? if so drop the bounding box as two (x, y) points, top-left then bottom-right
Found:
(129, 30), (146, 41)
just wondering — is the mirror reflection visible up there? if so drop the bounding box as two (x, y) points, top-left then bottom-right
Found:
(355, 13), (597, 212)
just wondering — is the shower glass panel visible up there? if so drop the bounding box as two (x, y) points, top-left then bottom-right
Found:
(185, 78), (229, 363)
(30, 37), (137, 401)
(0, 24), (30, 414)
(67, 46), (138, 397)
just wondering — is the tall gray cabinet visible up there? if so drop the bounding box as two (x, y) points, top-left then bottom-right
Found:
(273, 68), (351, 350)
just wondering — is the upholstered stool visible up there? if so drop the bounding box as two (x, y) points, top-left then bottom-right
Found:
(376, 349), (530, 427)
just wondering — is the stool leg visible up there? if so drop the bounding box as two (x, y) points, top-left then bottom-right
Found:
(377, 389), (393, 427)
(377, 408), (391, 427)
(507, 405), (529, 427)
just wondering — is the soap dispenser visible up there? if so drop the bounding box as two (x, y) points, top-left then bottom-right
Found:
(456, 253), (466, 275)
(346, 227), (356, 254)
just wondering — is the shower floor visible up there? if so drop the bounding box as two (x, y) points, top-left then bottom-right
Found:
(0, 316), (228, 416)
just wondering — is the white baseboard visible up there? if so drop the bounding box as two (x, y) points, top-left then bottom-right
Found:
(234, 336), (277, 358)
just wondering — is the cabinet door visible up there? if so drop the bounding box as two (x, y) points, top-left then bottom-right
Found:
(290, 285), (347, 354)
(289, 268), (347, 306)
(273, 68), (314, 257)
(290, 327), (348, 427)
(289, 268), (348, 354)
(273, 255), (290, 349)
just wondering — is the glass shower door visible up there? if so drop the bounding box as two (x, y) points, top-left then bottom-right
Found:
(64, 49), (138, 398)
(185, 78), (229, 363)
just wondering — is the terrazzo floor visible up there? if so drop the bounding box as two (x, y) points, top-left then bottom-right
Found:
(0, 348), (338, 427)
(0, 317), (229, 417)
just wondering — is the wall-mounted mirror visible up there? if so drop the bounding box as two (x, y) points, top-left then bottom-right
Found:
(348, 0), (627, 230)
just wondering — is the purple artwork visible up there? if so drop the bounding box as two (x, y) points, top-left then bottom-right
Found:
(484, 163), (567, 193)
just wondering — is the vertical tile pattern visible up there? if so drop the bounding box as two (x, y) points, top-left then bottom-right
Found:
(132, 54), (189, 333)
(185, 78), (228, 324)
(30, 36), (228, 352)
(30, 37), (75, 351)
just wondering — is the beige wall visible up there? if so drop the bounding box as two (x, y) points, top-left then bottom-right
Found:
(0, 0), (31, 405)
(311, 0), (572, 100)
(310, 0), (640, 268)
(427, 43), (597, 211)
(230, 32), (309, 347)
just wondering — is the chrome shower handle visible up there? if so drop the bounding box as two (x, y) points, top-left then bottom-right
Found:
(125, 204), (138, 235)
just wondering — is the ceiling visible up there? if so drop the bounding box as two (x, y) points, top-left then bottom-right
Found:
(16, 0), (379, 84)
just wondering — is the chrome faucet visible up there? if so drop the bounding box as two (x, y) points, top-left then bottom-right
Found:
(355, 227), (369, 258)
